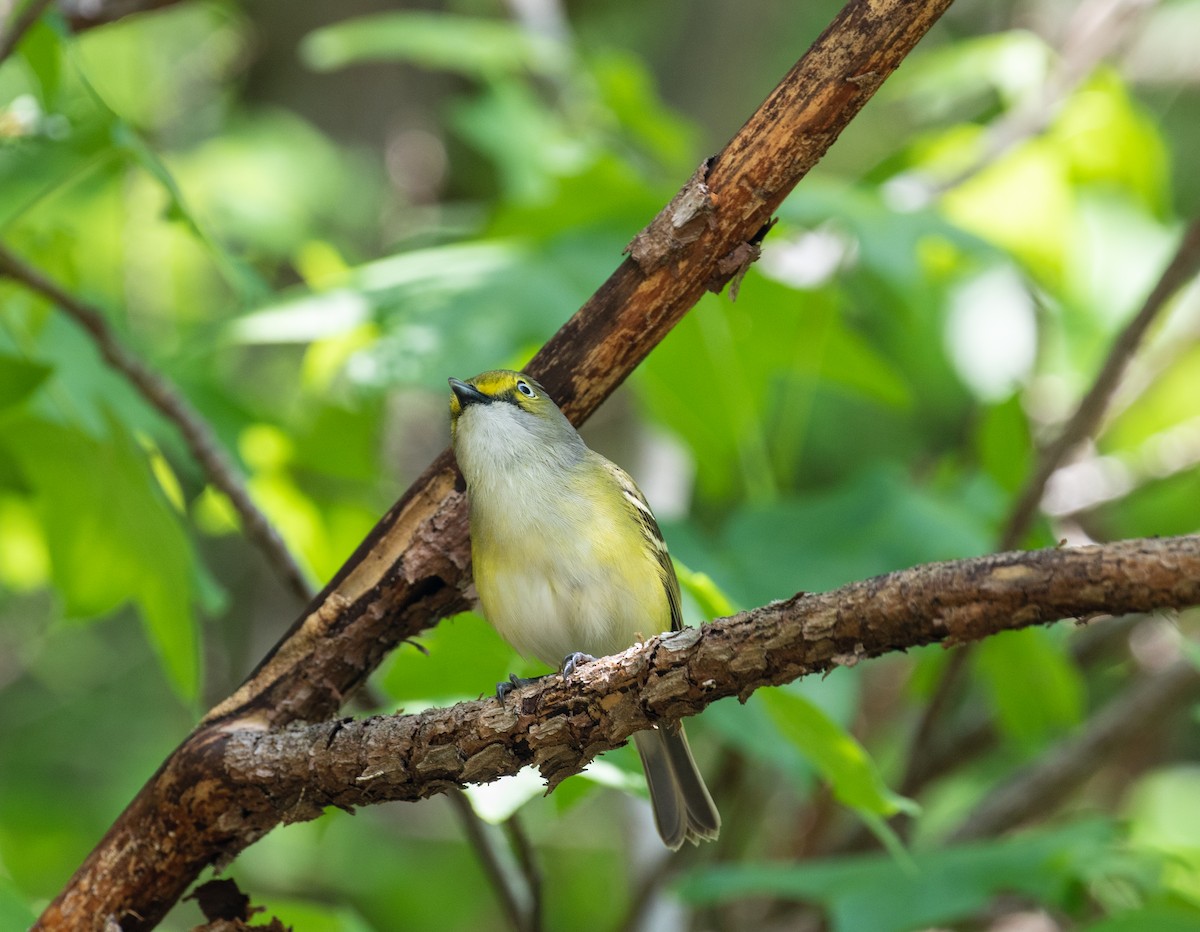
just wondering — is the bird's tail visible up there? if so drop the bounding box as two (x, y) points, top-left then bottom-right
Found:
(634, 725), (721, 849)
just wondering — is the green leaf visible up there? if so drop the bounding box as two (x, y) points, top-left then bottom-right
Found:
(760, 687), (914, 817)
(0, 876), (37, 929)
(703, 692), (817, 786)
(228, 240), (567, 390)
(1090, 469), (1200, 540)
(8, 415), (203, 701)
(716, 466), (994, 605)
(678, 820), (1115, 932)
(973, 627), (1085, 752)
(1086, 908), (1200, 932)
(637, 284), (919, 503)
(302, 12), (564, 79)
(376, 611), (524, 705)
(1102, 345), (1200, 453)
(1125, 767), (1200, 906)
(0, 355), (52, 411)
(450, 79), (587, 202)
(108, 121), (269, 305)
(975, 393), (1032, 494)
(0, 113), (118, 229)
(674, 561), (737, 619)
(18, 18), (64, 106)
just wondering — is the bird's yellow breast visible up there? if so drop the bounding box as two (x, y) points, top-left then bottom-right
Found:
(469, 468), (670, 667)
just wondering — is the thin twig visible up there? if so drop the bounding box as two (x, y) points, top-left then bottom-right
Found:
(0, 0), (55, 66)
(898, 647), (969, 798)
(914, 0), (1157, 199)
(446, 790), (528, 932)
(899, 218), (1200, 805)
(948, 655), (1200, 842)
(1002, 218), (1200, 548)
(504, 814), (543, 932)
(616, 849), (686, 932)
(899, 614), (1142, 797)
(0, 244), (314, 603)
(892, 0), (1171, 812)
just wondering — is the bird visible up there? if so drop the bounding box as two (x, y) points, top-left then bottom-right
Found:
(448, 369), (720, 849)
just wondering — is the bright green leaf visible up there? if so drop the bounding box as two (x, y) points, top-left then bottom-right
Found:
(975, 393), (1032, 494)
(0, 496), (50, 589)
(7, 415), (203, 701)
(678, 820), (1115, 932)
(0, 875), (37, 929)
(760, 687), (914, 817)
(0, 355), (52, 411)
(1086, 908), (1200, 932)
(1125, 767), (1200, 906)
(302, 13), (565, 79)
(674, 561), (737, 620)
(974, 627), (1085, 752)
(17, 18), (64, 106)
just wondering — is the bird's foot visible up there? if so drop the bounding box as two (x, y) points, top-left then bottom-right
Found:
(495, 672), (542, 701)
(561, 652), (597, 677)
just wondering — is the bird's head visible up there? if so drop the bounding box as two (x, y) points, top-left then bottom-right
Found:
(448, 370), (558, 421)
(448, 370), (581, 477)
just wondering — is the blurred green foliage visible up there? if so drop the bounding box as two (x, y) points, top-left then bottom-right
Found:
(2, 1), (1200, 930)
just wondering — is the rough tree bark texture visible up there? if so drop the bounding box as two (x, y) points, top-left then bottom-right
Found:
(38, 0), (957, 928)
(219, 537), (1200, 816)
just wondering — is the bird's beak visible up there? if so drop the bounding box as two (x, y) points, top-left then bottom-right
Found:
(448, 377), (490, 408)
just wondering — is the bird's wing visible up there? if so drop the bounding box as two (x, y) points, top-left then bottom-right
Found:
(600, 459), (684, 633)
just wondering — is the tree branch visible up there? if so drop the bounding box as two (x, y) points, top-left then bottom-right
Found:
(210, 537), (1200, 815)
(445, 790), (530, 932)
(43, 533), (1184, 921)
(34, 0), (959, 926)
(948, 654), (1200, 843)
(58, 0), (187, 31)
(0, 244), (316, 604)
(503, 813), (543, 932)
(900, 216), (1200, 805)
(0, 0), (55, 66)
(1001, 217), (1200, 548)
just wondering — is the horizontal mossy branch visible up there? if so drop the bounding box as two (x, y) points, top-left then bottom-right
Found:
(220, 536), (1200, 822)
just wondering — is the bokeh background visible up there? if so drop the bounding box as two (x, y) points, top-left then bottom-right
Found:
(3, 0), (1200, 929)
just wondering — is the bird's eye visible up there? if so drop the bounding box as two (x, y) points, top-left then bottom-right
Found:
(516, 381), (536, 398)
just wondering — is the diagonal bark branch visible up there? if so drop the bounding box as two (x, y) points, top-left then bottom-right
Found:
(36, 0), (956, 927)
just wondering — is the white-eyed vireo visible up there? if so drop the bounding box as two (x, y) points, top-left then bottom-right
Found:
(449, 369), (720, 849)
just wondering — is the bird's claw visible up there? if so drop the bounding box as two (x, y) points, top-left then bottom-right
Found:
(561, 652), (597, 677)
(495, 672), (540, 701)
